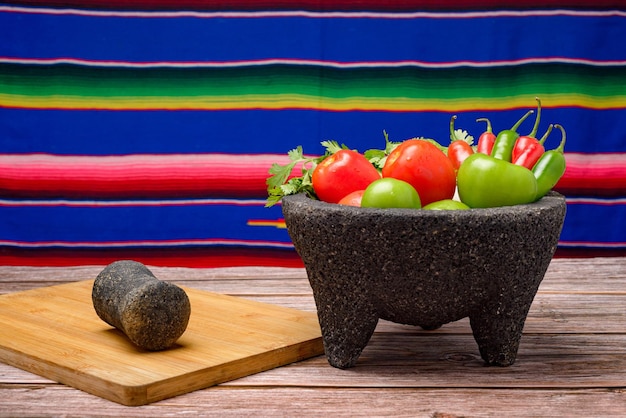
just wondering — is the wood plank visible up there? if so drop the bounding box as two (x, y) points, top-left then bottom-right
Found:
(0, 265), (308, 283)
(2, 269), (625, 334)
(0, 364), (54, 384)
(241, 292), (626, 334)
(2, 267), (624, 339)
(0, 277), (314, 296)
(372, 293), (626, 334)
(0, 280), (323, 405)
(0, 386), (624, 417)
(224, 334), (626, 389)
(0, 266), (311, 297)
(540, 257), (626, 294)
(2, 257), (626, 294)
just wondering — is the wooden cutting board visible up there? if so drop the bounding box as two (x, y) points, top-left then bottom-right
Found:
(0, 280), (323, 406)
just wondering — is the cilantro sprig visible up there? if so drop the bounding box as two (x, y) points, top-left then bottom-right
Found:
(265, 140), (347, 207)
(363, 131), (401, 170)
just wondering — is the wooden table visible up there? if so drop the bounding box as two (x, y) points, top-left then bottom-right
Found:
(1, 257), (625, 417)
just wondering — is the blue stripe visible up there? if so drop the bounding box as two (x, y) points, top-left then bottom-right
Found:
(1, 199), (623, 246)
(1, 108), (624, 155)
(2, 12), (626, 62)
(559, 202), (626, 244)
(0, 202), (290, 243)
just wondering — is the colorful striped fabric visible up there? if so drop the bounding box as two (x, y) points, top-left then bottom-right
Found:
(1, 2), (625, 267)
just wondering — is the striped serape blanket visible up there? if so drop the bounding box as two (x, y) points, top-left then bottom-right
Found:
(1, 1), (625, 266)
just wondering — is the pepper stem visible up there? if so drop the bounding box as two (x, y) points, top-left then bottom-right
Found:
(449, 115), (457, 142)
(511, 109), (534, 132)
(539, 124), (553, 145)
(553, 124), (567, 153)
(528, 97), (542, 137)
(476, 117), (492, 133)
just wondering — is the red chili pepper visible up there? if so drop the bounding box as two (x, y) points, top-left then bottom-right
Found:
(447, 115), (474, 170)
(475, 117), (496, 154)
(512, 98), (549, 169)
(513, 124), (553, 170)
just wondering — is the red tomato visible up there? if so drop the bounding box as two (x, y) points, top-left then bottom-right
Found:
(381, 139), (456, 206)
(312, 149), (381, 203)
(337, 190), (365, 206)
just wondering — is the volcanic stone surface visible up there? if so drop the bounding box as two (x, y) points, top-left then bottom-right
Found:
(282, 192), (567, 369)
(92, 260), (191, 351)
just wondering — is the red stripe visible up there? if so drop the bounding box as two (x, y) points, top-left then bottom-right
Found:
(0, 153), (294, 199)
(0, 245), (621, 268)
(0, 246), (305, 268)
(555, 153), (626, 197)
(1, 152), (624, 199)
(2, 0), (624, 11)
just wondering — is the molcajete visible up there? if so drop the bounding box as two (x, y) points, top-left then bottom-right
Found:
(282, 192), (566, 369)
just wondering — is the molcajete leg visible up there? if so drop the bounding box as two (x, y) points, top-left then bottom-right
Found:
(308, 272), (379, 369)
(469, 288), (537, 366)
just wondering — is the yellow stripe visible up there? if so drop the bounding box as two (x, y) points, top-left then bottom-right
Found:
(1, 93), (625, 111)
(247, 220), (287, 229)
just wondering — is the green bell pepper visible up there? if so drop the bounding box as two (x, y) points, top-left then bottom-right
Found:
(457, 153), (538, 208)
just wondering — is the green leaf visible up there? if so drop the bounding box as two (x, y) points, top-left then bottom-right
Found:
(364, 148), (387, 170)
(287, 145), (304, 160)
(452, 129), (475, 145)
(265, 144), (322, 207)
(364, 130), (402, 170)
(320, 140), (346, 155)
(265, 188), (284, 207)
(266, 161), (296, 190)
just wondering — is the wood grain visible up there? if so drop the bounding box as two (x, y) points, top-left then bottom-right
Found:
(1, 386), (624, 418)
(0, 258), (625, 416)
(0, 280), (323, 406)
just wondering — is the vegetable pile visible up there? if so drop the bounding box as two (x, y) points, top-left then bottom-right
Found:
(266, 98), (567, 210)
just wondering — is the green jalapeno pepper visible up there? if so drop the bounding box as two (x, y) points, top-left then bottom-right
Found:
(491, 109), (534, 162)
(457, 153), (538, 208)
(532, 124), (567, 201)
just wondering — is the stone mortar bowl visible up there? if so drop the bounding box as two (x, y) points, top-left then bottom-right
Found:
(282, 192), (567, 369)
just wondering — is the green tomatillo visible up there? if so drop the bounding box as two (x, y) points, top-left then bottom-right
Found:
(361, 178), (422, 209)
(457, 153), (538, 208)
(423, 199), (470, 210)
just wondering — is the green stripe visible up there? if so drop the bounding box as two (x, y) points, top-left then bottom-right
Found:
(2, 63), (625, 108)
